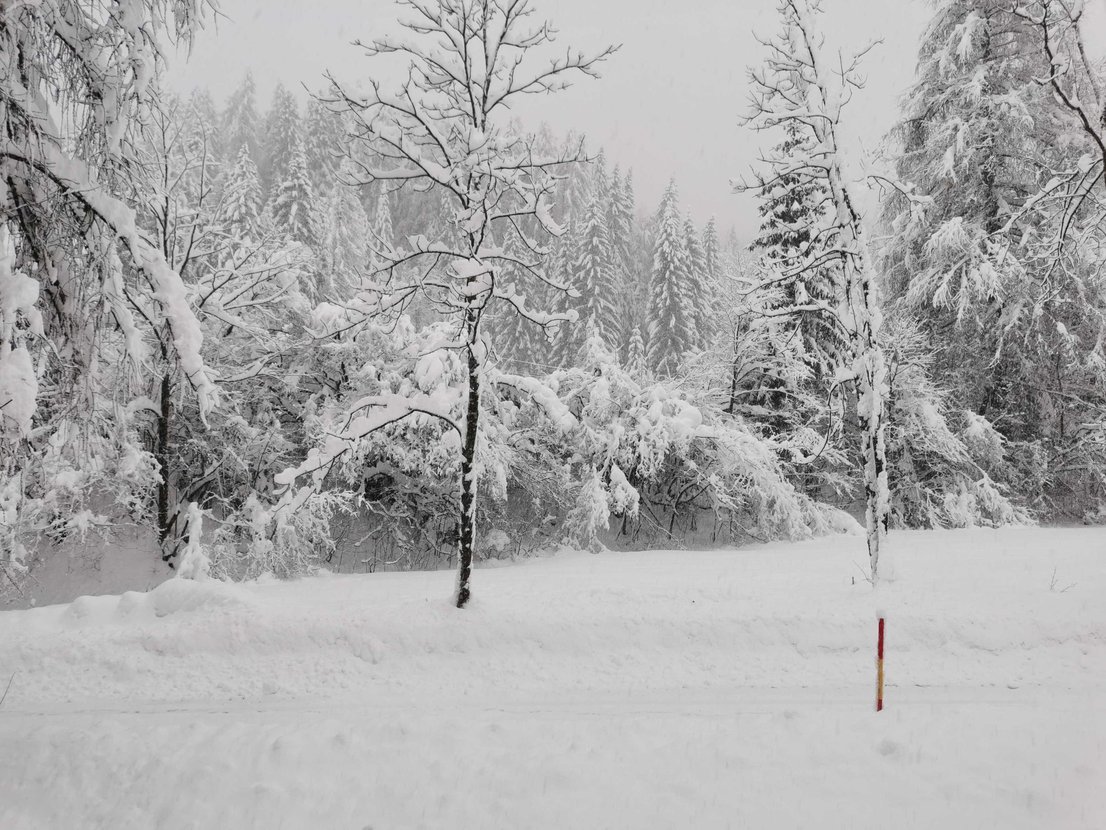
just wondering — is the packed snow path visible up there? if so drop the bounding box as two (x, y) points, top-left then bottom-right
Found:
(1, 527), (1103, 829)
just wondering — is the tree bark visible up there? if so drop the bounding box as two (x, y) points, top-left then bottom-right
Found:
(456, 315), (481, 609)
(156, 370), (174, 561)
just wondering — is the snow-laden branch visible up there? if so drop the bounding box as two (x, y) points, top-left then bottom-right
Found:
(0, 139), (219, 417)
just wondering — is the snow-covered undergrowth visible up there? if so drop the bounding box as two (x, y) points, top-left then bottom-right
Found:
(0, 527), (1103, 829)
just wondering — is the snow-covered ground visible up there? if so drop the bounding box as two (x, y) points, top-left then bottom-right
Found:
(1, 527), (1103, 829)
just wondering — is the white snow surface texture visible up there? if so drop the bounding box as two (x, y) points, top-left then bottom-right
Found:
(0, 527), (1103, 829)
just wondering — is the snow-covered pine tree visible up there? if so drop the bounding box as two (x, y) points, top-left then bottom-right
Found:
(703, 217), (721, 289)
(685, 217), (713, 350)
(263, 84), (303, 196)
(493, 221), (557, 371)
(525, 235), (572, 368)
(620, 171), (654, 358)
(220, 146), (265, 241)
(751, 121), (839, 372)
(562, 191), (621, 357)
(320, 176), (371, 295)
(222, 72), (263, 170)
(734, 119), (843, 448)
(590, 148), (610, 204)
(882, 0), (1045, 390)
(493, 290), (540, 370)
(882, 0), (1105, 515)
(549, 217), (582, 366)
(608, 167), (636, 355)
(1007, 1), (1106, 515)
(304, 98), (346, 199)
(563, 137), (595, 220)
(185, 89), (222, 174)
(646, 180), (698, 375)
(626, 325), (647, 380)
(270, 137), (319, 248)
(607, 168), (629, 262)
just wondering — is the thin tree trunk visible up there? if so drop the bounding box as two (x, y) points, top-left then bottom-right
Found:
(156, 370), (173, 561)
(727, 330), (741, 416)
(860, 380), (888, 579)
(456, 317), (481, 609)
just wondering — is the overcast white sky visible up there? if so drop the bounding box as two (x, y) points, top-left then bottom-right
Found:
(168, 0), (1106, 242)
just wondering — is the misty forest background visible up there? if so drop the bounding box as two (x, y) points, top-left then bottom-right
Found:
(1, 0), (1105, 601)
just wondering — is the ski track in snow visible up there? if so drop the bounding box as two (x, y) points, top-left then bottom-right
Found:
(0, 526), (1104, 829)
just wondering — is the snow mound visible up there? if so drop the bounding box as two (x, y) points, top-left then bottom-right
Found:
(145, 578), (254, 618)
(57, 578), (252, 626)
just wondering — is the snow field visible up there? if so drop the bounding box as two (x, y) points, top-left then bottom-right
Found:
(0, 526), (1103, 828)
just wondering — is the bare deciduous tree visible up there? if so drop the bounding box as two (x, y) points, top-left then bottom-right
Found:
(740, 0), (900, 582)
(287, 0), (616, 606)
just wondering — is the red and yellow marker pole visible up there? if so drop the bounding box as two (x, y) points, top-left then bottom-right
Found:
(876, 617), (886, 712)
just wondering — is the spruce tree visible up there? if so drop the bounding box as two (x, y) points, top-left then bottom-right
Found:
(608, 167), (636, 354)
(590, 148), (609, 204)
(626, 325), (647, 379)
(219, 145), (264, 241)
(751, 121), (839, 375)
(883, 0), (1047, 360)
(550, 218), (582, 367)
(304, 98), (345, 198)
(185, 89), (221, 170)
(263, 84), (302, 196)
(575, 191), (622, 350)
(222, 72), (262, 167)
(881, 0), (1098, 510)
(703, 217), (721, 289)
(320, 179), (370, 292)
(270, 137), (318, 247)
(645, 180), (697, 375)
(493, 265), (546, 370)
(685, 217), (712, 349)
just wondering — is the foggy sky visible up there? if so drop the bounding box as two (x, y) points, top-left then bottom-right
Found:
(167, 0), (1105, 242)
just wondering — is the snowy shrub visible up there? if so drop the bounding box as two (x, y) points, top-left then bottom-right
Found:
(176, 503), (210, 581)
(211, 490), (354, 580)
(0, 476), (31, 593)
(262, 321), (853, 571)
(258, 314), (523, 572)
(531, 330), (849, 548)
(564, 468), (614, 552)
(884, 315), (1030, 529)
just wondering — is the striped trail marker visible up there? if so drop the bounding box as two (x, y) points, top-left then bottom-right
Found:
(876, 617), (885, 712)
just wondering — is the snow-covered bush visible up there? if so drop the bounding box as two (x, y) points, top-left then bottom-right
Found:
(237, 311), (481, 575)
(175, 503), (210, 581)
(530, 330), (852, 548)
(254, 318), (854, 576)
(210, 490), (354, 580)
(884, 316), (1031, 529)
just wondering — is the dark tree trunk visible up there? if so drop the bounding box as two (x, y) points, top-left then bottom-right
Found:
(156, 371), (173, 561)
(727, 328), (741, 416)
(456, 318), (481, 609)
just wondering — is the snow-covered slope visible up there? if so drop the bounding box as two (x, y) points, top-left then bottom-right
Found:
(1, 527), (1103, 829)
